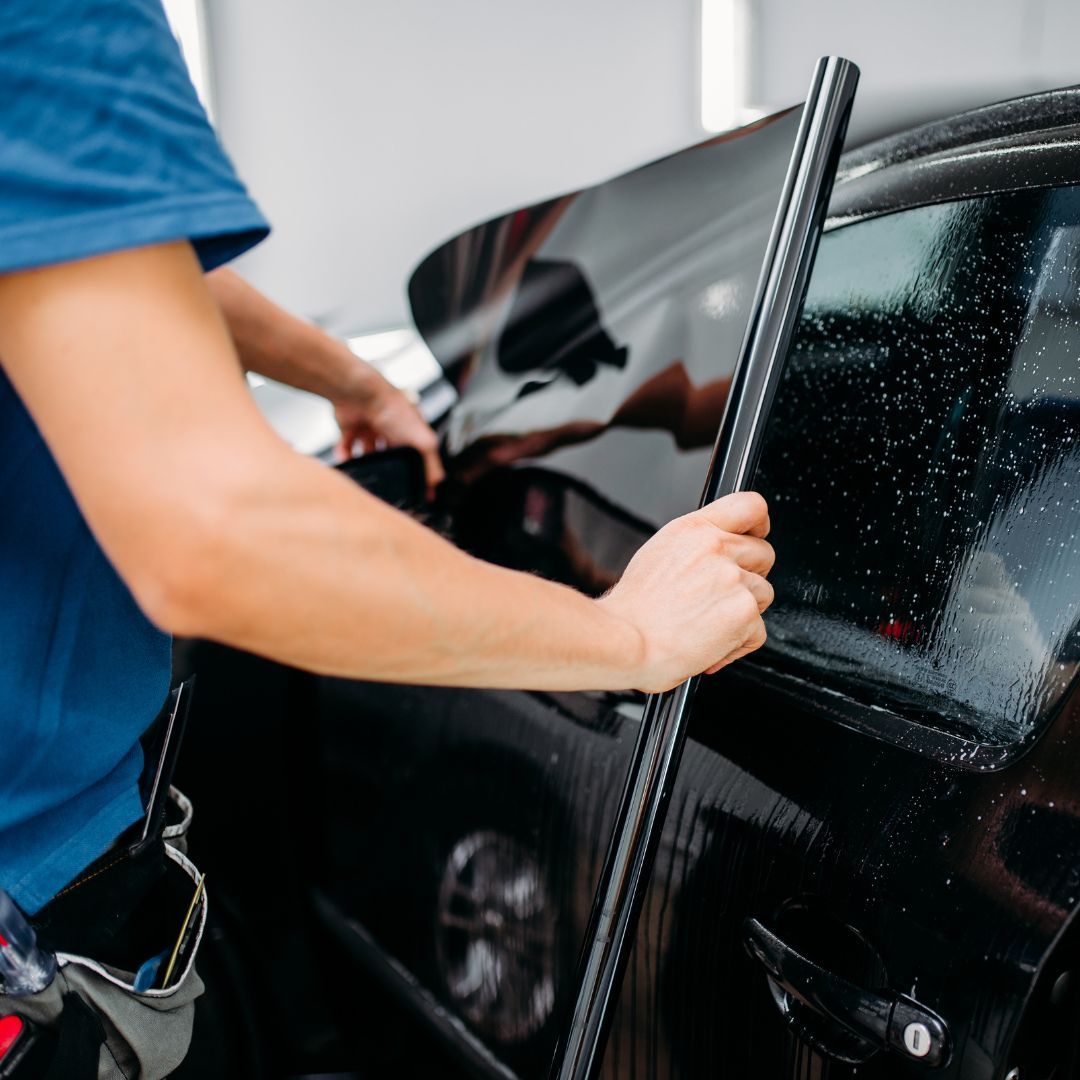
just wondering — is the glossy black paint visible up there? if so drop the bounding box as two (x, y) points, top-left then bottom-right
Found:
(742, 917), (951, 1066)
(309, 652), (1080, 1078)
(828, 86), (1080, 228)
(178, 88), (1080, 1080)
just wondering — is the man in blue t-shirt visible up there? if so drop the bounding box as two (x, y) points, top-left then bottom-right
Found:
(0, 0), (774, 1067)
(0, 1), (444, 919)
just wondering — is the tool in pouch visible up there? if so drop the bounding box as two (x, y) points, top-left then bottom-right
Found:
(0, 681), (209, 1080)
(132, 872), (206, 994)
(0, 892), (56, 1077)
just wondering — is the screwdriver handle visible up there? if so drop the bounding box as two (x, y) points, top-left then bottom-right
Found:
(0, 890), (56, 997)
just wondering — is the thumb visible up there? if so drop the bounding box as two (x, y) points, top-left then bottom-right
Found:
(693, 491), (770, 538)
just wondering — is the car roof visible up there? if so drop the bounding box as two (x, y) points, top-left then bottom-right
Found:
(827, 85), (1080, 229)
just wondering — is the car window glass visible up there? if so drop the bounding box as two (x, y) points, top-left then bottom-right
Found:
(755, 186), (1080, 748)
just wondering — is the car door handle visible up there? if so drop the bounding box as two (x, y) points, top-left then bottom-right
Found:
(743, 917), (951, 1067)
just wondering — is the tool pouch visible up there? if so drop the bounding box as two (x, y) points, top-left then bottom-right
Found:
(1, 841), (207, 1080)
(0, 683), (207, 1079)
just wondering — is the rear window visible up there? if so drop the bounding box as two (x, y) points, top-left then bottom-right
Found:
(754, 185), (1080, 749)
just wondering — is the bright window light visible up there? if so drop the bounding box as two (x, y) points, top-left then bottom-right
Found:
(162, 0), (214, 119)
(346, 329), (445, 396)
(700, 0), (750, 133)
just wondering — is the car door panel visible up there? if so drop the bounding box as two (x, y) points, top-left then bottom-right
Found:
(311, 133), (1080, 1080)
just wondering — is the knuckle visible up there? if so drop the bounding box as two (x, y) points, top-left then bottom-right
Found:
(736, 588), (759, 621)
(747, 592), (763, 621)
(690, 513), (718, 537)
(761, 540), (776, 572)
(684, 519), (718, 552)
(716, 558), (741, 586)
(664, 513), (694, 537)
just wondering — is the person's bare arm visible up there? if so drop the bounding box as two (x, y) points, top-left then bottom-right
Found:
(205, 266), (444, 485)
(0, 242), (772, 692)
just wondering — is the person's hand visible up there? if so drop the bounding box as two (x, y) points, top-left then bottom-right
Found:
(596, 491), (774, 693)
(334, 368), (445, 490)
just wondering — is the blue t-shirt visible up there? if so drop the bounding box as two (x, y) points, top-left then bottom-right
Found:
(0, 0), (269, 912)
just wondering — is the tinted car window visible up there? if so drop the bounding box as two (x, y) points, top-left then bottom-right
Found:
(755, 186), (1080, 748)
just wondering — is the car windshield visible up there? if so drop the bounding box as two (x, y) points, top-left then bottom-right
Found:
(755, 185), (1080, 748)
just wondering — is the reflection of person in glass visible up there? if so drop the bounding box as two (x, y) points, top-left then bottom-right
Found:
(421, 116), (794, 519)
(455, 358), (731, 483)
(449, 239), (733, 482)
(432, 168), (767, 494)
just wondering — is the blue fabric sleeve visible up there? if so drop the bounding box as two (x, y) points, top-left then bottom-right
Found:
(0, 0), (269, 274)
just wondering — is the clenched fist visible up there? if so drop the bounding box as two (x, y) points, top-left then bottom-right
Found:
(596, 491), (775, 693)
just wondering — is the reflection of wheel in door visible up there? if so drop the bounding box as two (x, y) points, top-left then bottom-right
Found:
(434, 829), (557, 1044)
(407, 757), (576, 1070)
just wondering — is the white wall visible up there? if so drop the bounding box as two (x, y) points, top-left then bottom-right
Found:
(206, 0), (1080, 336)
(748, 0), (1080, 144)
(205, 0), (701, 334)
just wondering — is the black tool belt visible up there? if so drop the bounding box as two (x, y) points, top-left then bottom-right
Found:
(0, 681), (207, 1080)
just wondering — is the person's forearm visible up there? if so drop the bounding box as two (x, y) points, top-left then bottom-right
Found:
(142, 276), (650, 685)
(0, 242), (770, 697)
(1, 248), (638, 689)
(206, 266), (380, 403)
(157, 440), (644, 689)
(207, 267), (444, 484)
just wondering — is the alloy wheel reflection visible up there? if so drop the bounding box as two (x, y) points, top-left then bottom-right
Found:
(434, 829), (557, 1044)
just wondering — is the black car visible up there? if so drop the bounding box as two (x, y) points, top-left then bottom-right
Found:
(178, 85), (1080, 1080)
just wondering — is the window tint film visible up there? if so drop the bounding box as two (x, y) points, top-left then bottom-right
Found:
(411, 107), (803, 536)
(756, 186), (1080, 748)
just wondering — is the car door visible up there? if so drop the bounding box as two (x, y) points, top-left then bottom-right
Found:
(310, 94), (835, 1078)
(654, 181), (1080, 1079)
(309, 106), (1078, 1080)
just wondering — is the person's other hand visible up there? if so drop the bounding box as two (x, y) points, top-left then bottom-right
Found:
(596, 491), (774, 693)
(334, 370), (445, 490)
